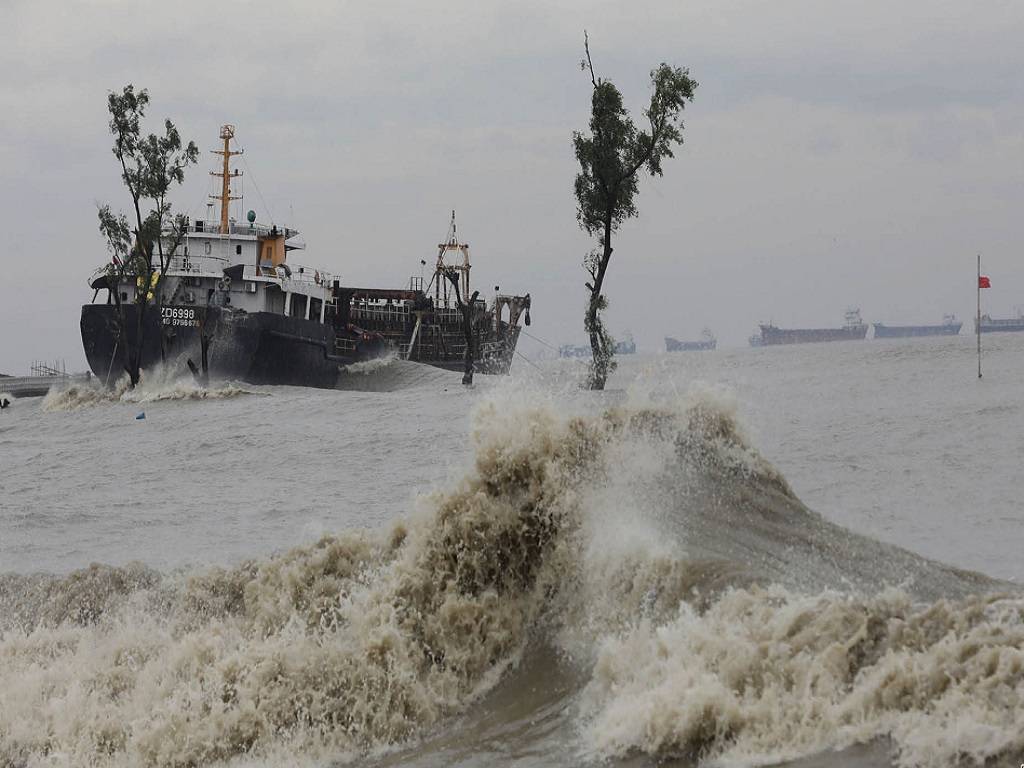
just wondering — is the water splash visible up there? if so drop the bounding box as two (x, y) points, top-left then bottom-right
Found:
(41, 366), (254, 412)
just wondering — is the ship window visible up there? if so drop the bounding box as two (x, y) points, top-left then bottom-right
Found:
(205, 242), (212, 255)
(236, 245), (242, 255)
(120, 292), (128, 302)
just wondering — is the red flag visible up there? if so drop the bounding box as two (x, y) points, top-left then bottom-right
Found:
(979, 275), (991, 288)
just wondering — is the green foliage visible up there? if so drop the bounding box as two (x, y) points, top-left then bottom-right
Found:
(98, 84), (198, 294)
(97, 205), (131, 264)
(573, 60), (697, 239)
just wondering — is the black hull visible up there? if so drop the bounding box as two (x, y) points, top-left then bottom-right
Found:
(81, 305), (348, 388)
(81, 304), (518, 388)
(873, 323), (961, 338)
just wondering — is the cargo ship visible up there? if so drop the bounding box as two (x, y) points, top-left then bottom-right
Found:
(975, 310), (1024, 334)
(560, 332), (634, 358)
(81, 125), (531, 388)
(665, 328), (716, 351)
(873, 314), (962, 338)
(753, 308), (868, 346)
(558, 344), (590, 359)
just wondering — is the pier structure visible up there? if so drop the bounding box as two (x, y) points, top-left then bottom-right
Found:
(0, 361), (91, 398)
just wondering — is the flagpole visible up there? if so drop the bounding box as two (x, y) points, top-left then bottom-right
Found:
(977, 253), (982, 379)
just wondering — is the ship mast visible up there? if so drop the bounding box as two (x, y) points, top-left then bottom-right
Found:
(435, 210), (471, 305)
(210, 125), (243, 234)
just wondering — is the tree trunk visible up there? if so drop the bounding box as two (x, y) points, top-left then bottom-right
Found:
(187, 312), (213, 388)
(127, 272), (152, 387)
(586, 214), (615, 390)
(461, 290), (480, 385)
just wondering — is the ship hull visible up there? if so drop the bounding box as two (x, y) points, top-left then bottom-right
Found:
(758, 324), (868, 346)
(975, 319), (1024, 334)
(81, 304), (519, 388)
(873, 323), (962, 338)
(81, 305), (349, 388)
(665, 337), (716, 352)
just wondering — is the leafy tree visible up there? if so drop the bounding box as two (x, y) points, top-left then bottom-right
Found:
(573, 34), (697, 389)
(97, 85), (198, 386)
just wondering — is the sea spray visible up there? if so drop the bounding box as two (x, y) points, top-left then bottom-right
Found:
(338, 354), (398, 376)
(41, 366), (253, 412)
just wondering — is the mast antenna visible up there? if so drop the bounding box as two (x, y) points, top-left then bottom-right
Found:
(210, 124), (243, 234)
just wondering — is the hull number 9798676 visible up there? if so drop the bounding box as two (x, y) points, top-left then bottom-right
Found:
(161, 306), (202, 328)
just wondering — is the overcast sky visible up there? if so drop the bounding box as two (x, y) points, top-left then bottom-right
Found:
(2, 0), (1023, 373)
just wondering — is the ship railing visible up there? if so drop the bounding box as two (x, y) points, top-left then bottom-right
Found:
(283, 266), (334, 286)
(350, 304), (412, 324)
(351, 301), (411, 311)
(186, 221), (300, 239)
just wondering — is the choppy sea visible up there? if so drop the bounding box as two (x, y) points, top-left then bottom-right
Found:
(1, 332), (1021, 767)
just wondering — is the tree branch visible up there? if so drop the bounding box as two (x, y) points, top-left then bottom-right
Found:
(583, 31), (598, 88)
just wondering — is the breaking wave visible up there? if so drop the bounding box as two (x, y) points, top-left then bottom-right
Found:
(334, 357), (460, 392)
(41, 367), (254, 412)
(338, 353), (399, 376)
(1, 391), (1020, 767)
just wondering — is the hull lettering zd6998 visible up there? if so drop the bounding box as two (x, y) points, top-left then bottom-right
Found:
(161, 306), (201, 328)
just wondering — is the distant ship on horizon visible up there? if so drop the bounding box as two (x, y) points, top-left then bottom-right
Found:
(559, 331), (635, 358)
(873, 314), (962, 338)
(975, 310), (1024, 334)
(665, 328), (716, 352)
(614, 333), (636, 355)
(753, 308), (868, 346)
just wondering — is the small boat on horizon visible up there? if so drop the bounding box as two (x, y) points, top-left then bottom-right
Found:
(614, 333), (636, 355)
(666, 328), (716, 352)
(560, 331), (635, 358)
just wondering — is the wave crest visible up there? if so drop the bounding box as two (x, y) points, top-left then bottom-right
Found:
(41, 367), (253, 412)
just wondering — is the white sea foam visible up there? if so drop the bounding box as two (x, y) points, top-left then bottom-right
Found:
(41, 366), (254, 412)
(578, 587), (1024, 767)
(338, 353), (398, 375)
